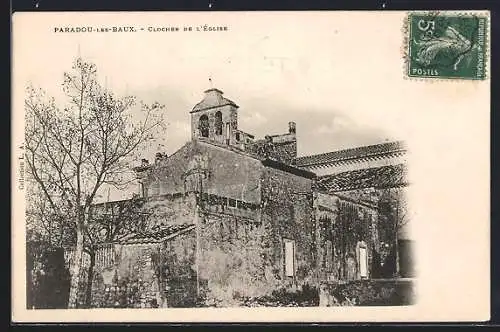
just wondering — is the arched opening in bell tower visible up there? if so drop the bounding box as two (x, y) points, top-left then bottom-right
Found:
(215, 111), (223, 135)
(199, 114), (209, 138)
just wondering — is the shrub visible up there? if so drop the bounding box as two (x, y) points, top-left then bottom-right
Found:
(240, 283), (319, 307)
(322, 279), (416, 306)
(27, 243), (71, 309)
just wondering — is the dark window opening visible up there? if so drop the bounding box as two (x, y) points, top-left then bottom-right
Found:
(221, 197), (228, 208)
(199, 114), (209, 138)
(208, 194), (218, 205)
(219, 221), (224, 239)
(234, 219), (239, 239)
(245, 221), (261, 232)
(215, 111), (223, 135)
(235, 132), (241, 141)
(228, 198), (236, 208)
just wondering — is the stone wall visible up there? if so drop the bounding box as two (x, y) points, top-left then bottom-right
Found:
(179, 160), (317, 306)
(322, 185), (412, 279)
(142, 192), (197, 227)
(260, 165), (315, 286)
(196, 211), (278, 307)
(66, 230), (198, 308)
(319, 279), (416, 306)
(65, 243), (161, 308)
(314, 193), (379, 283)
(90, 243), (163, 308)
(143, 141), (263, 204)
(162, 231), (198, 307)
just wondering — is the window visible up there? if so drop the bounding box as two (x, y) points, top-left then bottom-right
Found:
(359, 245), (368, 278)
(215, 111), (223, 135)
(139, 182), (146, 198)
(219, 221), (225, 239)
(199, 114), (209, 137)
(225, 123), (231, 144)
(247, 221), (261, 231)
(235, 132), (241, 141)
(284, 239), (295, 277)
(228, 198), (236, 208)
(208, 194), (218, 205)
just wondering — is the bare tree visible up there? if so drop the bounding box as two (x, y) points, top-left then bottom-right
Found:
(25, 57), (166, 308)
(81, 194), (148, 307)
(378, 187), (410, 277)
(26, 180), (71, 247)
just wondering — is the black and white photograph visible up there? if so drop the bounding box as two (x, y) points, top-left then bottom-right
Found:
(12, 11), (489, 322)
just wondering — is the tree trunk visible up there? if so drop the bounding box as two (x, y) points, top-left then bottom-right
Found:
(84, 250), (96, 308)
(394, 196), (401, 278)
(394, 234), (400, 278)
(68, 224), (84, 308)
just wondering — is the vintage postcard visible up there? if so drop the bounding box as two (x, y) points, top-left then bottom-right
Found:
(11, 11), (490, 322)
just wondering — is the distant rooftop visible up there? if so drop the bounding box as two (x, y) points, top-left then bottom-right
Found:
(315, 163), (408, 192)
(295, 141), (406, 167)
(191, 88), (239, 113)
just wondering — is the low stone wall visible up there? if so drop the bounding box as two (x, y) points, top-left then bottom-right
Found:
(319, 279), (416, 306)
(90, 274), (160, 308)
(239, 283), (319, 307)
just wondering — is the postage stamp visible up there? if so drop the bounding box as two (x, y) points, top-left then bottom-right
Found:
(406, 12), (488, 80)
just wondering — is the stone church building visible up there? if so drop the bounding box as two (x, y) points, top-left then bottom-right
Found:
(68, 88), (413, 308)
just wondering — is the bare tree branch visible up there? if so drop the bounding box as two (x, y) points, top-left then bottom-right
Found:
(25, 57), (167, 308)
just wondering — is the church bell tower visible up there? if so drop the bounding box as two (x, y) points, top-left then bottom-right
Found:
(190, 86), (239, 146)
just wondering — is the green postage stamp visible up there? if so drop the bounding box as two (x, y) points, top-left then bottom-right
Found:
(406, 11), (488, 80)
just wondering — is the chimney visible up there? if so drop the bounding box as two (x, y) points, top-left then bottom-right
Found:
(288, 121), (296, 134)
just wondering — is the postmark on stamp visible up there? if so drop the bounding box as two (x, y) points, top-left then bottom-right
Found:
(406, 12), (488, 80)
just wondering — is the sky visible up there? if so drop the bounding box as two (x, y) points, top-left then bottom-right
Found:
(13, 11), (487, 202)
(11, 12), (434, 201)
(14, 12), (410, 162)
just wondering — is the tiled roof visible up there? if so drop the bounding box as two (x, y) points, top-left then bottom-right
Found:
(262, 158), (316, 179)
(315, 164), (408, 192)
(295, 141), (406, 167)
(191, 88), (238, 113)
(118, 223), (195, 245)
